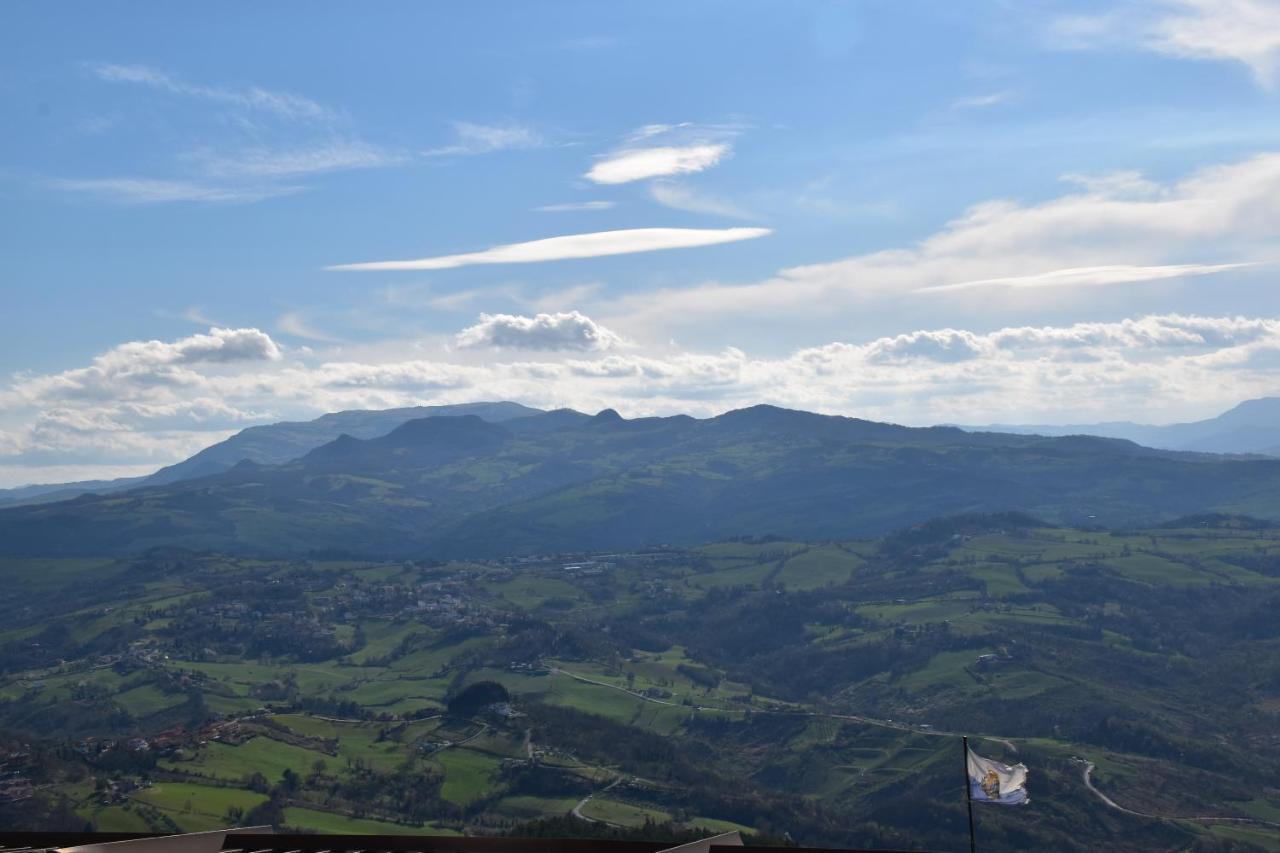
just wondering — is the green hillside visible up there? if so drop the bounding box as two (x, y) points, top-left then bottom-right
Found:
(1, 515), (1277, 850)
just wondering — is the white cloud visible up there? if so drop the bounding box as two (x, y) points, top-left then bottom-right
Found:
(277, 313), (340, 343)
(586, 143), (730, 185)
(1151, 0), (1280, 87)
(192, 141), (405, 178)
(534, 201), (617, 212)
(328, 226), (771, 271)
(920, 262), (1253, 293)
(89, 63), (333, 121)
(10, 328), (281, 406)
(951, 91), (1014, 110)
(648, 181), (753, 219)
(423, 121), (543, 156)
(1051, 0), (1280, 88)
(602, 153), (1280, 332)
(9, 314), (1280, 486)
(155, 328), (282, 363)
(628, 123), (690, 141)
(456, 311), (623, 352)
(50, 177), (301, 204)
(70, 63), (399, 204)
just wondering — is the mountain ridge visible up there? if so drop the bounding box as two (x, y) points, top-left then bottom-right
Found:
(8, 395), (1278, 508)
(4, 403), (1280, 559)
(0, 401), (542, 507)
(962, 395), (1280, 455)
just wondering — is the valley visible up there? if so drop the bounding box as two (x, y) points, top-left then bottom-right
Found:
(2, 516), (1278, 850)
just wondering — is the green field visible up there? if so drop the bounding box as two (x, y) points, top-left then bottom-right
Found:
(282, 807), (449, 834)
(433, 747), (503, 805)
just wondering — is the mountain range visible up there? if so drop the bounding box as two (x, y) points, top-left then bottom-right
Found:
(0, 401), (539, 507)
(961, 396), (1280, 455)
(5, 402), (1280, 558)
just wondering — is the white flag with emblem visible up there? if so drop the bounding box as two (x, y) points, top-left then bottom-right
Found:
(967, 746), (1029, 805)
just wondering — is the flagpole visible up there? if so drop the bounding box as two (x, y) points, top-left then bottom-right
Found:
(962, 736), (977, 853)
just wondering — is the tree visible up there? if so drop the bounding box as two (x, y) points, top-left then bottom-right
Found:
(446, 680), (510, 717)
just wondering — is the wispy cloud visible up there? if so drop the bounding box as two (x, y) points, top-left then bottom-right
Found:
(1151, 0), (1280, 87)
(328, 227), (771, 271)
(534, 200), (617, 212)
(89, 63), (333, 121)
(627, 123), (691, 142)
(603, 152), (1280, 335)
(586, 143), (730, 185)
(648, 181), (753, 219)
(50, 177), (302, 204)
(423, 121), (543, 156)
(950, 90), (1014, 111)
(65, 64), (402, 204)
(191, 140), (405, 178)
(919, 262), (1254, 294)
(277, 313), (340, 343)
(1051, 0), (1280, 89)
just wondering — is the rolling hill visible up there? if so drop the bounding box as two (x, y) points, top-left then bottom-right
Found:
(2, 516), (1278, 848)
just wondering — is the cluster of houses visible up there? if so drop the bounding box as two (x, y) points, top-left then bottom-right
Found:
(73, 719), (247, 762)
(0, 750), (32, 804)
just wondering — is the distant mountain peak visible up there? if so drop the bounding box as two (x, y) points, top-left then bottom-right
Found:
(960, 394), (1280, 456)
(385, 413), (493, 441)
(1219, 395), (1280, 423)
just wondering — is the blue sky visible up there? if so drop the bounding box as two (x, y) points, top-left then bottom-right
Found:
(4, 1), (1280, 486)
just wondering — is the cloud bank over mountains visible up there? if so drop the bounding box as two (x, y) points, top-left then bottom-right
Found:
(5, 312), (1280, 486)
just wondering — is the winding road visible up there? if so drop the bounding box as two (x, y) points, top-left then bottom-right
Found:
(572, 775), (625, 824)
(1082, 761), (1280, 829)
(552, 665), (1279, 834)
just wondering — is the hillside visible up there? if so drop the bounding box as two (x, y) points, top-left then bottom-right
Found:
(0, 401), (541, 508)
(6, 405), (1280, 558)
(966, 395), (1280, 456)
(0, 517), (1277, 849)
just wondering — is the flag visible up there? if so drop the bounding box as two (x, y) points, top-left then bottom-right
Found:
(967, 745), (1029, 805)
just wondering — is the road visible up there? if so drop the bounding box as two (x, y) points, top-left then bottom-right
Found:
(572, 775), (624, 824)
(551, 667), (680, 706)
(1082, 761), (1280, 829)
(554, 665), (1280, 831)
(552, 665), (1017, 749)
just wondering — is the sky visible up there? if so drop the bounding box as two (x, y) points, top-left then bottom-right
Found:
(4, 0), (1280, 487)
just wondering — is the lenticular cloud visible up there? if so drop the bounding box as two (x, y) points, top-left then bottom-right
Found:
(328, 226), (770, 271)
